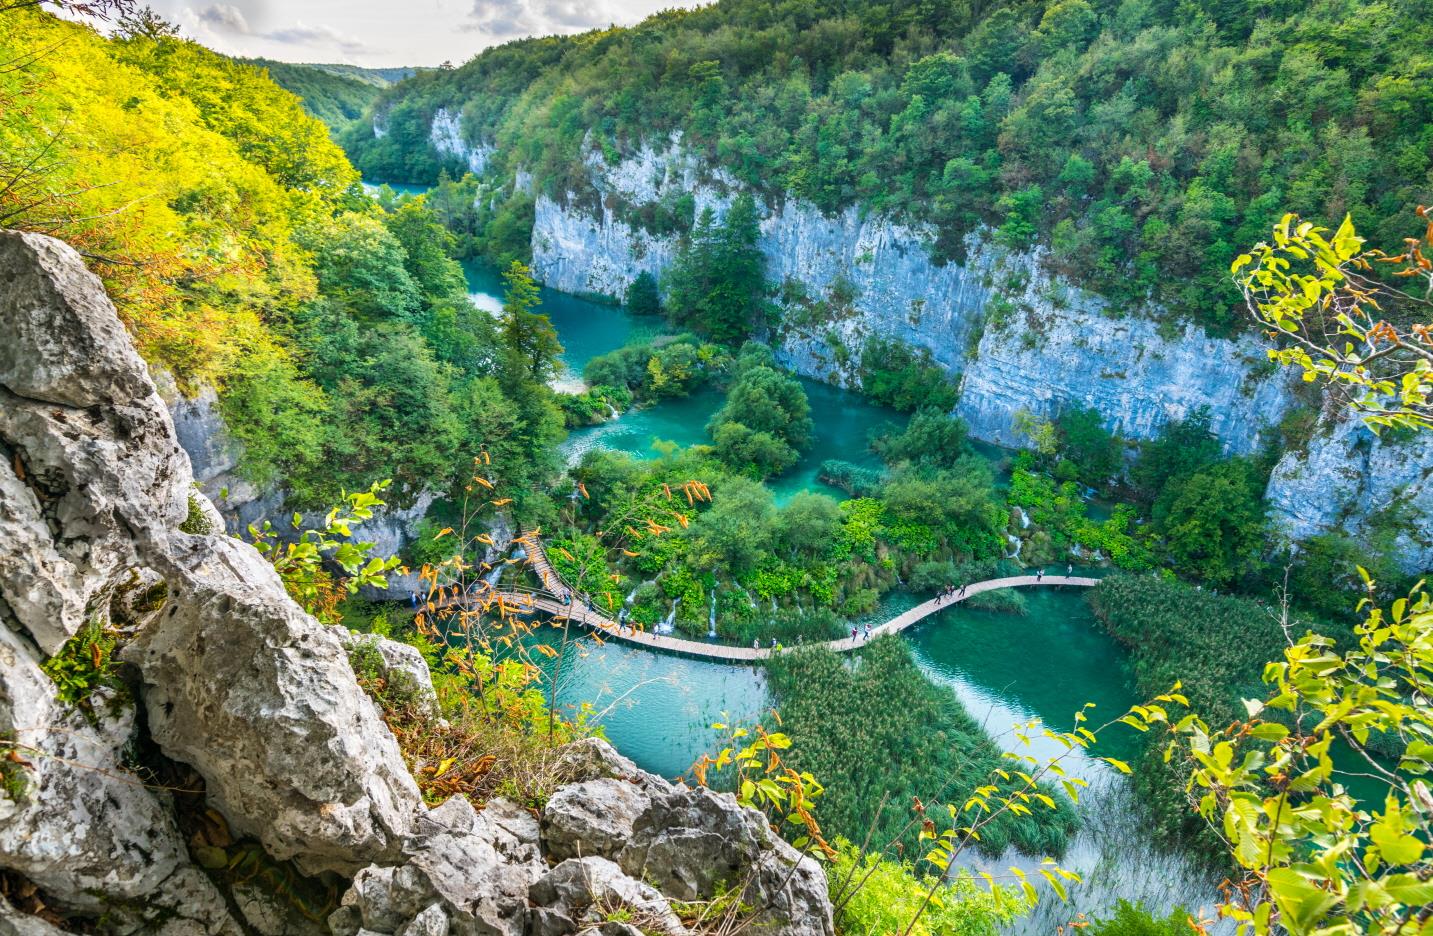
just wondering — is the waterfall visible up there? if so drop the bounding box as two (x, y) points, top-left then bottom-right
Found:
(1004, 533), (1023, 560)
(616, 585), (639, 626)
(1013, 505), (1030, 529)
(708, 591), (717, 639)
(656, 598), (678, 635)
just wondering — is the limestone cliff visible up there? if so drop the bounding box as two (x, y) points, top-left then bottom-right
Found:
(0, 230), (833, 935)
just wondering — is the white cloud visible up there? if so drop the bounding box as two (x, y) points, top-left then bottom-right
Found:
(184, 3), (371, 56)
(462, 0), (621, 38)
(266, 21), (369, 55)
(195, 3), (249, 33)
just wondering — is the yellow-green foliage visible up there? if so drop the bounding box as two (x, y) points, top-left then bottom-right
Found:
(829, 840), (1025, 936)
(0, 9), (351, 387)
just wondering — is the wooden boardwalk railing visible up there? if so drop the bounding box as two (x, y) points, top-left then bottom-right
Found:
(439, 533), (1098, 663)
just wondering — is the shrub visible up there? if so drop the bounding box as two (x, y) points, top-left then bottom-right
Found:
(829, 841), (1025, 936)
(860, 338), (959, 412)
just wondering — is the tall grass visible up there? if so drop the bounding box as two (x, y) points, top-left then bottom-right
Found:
(763, 638), (1078, 861)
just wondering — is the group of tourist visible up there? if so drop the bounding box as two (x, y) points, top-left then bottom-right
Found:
(934, 583), (968, 606)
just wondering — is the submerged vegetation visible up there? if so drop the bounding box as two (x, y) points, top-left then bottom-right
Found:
(764, 638), (1080, 859)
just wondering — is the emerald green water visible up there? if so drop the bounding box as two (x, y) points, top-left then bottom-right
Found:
(537, 635), (769, 779)
(462, 260), (643, 383)
(462, 258), (906, 502)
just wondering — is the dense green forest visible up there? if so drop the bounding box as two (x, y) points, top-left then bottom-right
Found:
(244, 59), (414, 132)
(0, 10), (558, 509)
(345, 0), (1432, 329)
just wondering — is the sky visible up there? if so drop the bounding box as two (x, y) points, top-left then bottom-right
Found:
(128, 0), (694, 68)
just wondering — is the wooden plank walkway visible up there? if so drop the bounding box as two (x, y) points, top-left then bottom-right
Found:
(444, 535), (1098, 663)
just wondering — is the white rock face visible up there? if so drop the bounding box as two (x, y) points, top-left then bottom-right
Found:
(957, 303), (1292, 454)
(524, 142), (1297, 453)
(429, 108), (493, 176)
(1265, 415), (1433, 570)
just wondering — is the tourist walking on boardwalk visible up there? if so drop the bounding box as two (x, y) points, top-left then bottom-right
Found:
(850, 626), (858, 641)
(1035, 568), (1044, 581)
(863, 624), (872, 641)
(1066, 563), (1073, 576)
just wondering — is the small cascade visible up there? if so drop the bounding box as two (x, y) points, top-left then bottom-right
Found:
(616, 585), (639, 626)
(1004, 533), (1023, 560)
(605, 402), (620, 420)
(656, 598), (679, 635)
(708, 591), (717, 639)
(1013, 505), (1030, 530)
(736, 584), (757, 609)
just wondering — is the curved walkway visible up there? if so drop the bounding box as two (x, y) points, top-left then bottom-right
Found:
(448, 534), (1098, 663)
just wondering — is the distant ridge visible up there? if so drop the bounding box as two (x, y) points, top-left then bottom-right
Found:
(242, 59), (421, 131)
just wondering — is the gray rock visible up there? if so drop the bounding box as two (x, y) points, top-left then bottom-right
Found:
(334, 628), (438, 714)
(333, 796), (544, 936)
(619, 787), (833, 936)
(1265, 415), (1433, 573)
(123, 535), (422, 876)
(539, 743), (832, 936)
(528, 857), (688, 936)
(0, 231), (155, 409)
(0, 894), (68, 936)
(542, 779), (650, 862)
(0, 614), (239, 933)
(0, 231), (194, 653)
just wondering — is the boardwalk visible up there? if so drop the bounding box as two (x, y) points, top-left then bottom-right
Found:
(451, 534), (1098, 663)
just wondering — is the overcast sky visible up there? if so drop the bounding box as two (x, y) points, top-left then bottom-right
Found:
(129, 1), (692, 68)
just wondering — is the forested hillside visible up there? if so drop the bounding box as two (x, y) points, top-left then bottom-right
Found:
(0, 10), (559, 508)
(243, 59), (414, 132)
(346, 0), (1433, 329)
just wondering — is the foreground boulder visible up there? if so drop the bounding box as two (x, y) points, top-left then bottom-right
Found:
(0, 230), (418, 924)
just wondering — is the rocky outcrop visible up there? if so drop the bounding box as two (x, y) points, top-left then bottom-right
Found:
(0, 233), (197, 655)
(0, 227), (835, 934)
(122, 534), (422, 876)
(160, 378), (436, 587)
(430, 108), (494, 177)
(957, 301), (1291, 455)
(0, 616), (239, 934)
(1265, 415), (1433, 572)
